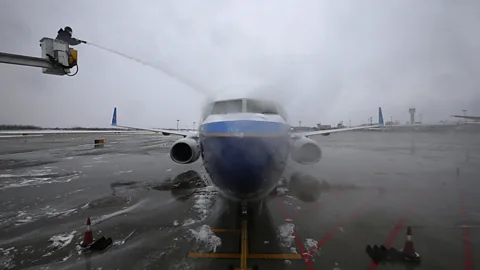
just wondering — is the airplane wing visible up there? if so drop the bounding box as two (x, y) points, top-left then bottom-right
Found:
(110, 107), (198, 138)
(451, 115), (480, 121)
(292, 107), (385, 138)
(0, 130), (128, 137)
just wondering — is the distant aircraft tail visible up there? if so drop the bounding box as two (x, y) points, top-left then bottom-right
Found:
(111, 107), (117, 126)
(378, 107), (385, 126)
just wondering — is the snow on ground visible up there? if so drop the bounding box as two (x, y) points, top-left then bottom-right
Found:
(304, 238), (318, 251)
(181, 185), (217, 227)
(0, 168), (81, 190)
(191, 186), (217, 222)
(48, 231), (76, 250)
(92, 200), (145, 225)
(188, 225), (222, 252)
(276, 187), (289, 195)
(277, 223), (296, 251)
(0, 247), (16, 270)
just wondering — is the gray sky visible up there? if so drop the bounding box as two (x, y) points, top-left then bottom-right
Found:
(1, 0), (479, 128)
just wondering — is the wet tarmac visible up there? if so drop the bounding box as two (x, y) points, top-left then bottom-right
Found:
(0, 127), (479, 270)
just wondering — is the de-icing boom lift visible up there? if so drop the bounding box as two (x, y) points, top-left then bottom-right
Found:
(0, 38), (80, 76)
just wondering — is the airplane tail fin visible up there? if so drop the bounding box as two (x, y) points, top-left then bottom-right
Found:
(378, 107), (385, 126)
(111, 107), (117, 126)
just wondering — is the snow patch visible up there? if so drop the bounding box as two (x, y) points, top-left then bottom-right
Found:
(277, 223), (295, 248)
(15, 214), (35, 225)
(276, 187), (289, 195)
(304, 238), (318, 252)
(81, 202), (90, 210)
(182, 219), (195, 226)
(0, 247), (15, 269)
(188, 225), (222, 252)
(113, 230), (135, 246)
(168, 259), (195, 270)
(114, 170), (132, 176)
(181, 186), (217, 226)
(0, 169), (81, 190)
(192, 186), (217, 221)
(44, 207), (77, 218)
(49, 231), (76, 250)
(62, 254), (73, 261)
(92, 200), (144, 225)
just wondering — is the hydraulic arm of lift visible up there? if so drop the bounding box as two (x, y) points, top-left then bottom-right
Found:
(0, 38), (78, 76)
(0, 52), (55, 69)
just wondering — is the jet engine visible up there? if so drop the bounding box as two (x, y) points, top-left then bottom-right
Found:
(290, 137), (322, 164)
(170, 138), (201, 164)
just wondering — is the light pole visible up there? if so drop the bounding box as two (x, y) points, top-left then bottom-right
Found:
(299, 120), (302, 127)
(193, 121), (196, 130)
(176, 120), (179, 130)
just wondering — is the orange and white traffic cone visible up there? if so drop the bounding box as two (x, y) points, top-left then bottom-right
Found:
(401, 226), (420, 261)
(81, 217), (94, 247)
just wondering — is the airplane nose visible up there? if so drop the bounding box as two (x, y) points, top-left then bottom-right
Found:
(202, 135), (289, 198)
(200, 118), (291, 199)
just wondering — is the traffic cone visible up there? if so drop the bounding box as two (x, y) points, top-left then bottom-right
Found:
(81, 217), (94, 247)
(401, 226), (420, 261)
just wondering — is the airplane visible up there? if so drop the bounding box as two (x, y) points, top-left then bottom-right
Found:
(111, 98), (385, 202)
(451, 114), (480, 123)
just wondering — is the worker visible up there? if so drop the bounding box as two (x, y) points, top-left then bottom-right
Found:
(55, 26), (87, 46)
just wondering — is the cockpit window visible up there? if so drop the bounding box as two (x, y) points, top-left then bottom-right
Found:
(210, 99), (243, 114)
(246, 99), (279, 114)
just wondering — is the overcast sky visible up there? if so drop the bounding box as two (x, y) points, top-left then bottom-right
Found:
(1, 0), (479, 128)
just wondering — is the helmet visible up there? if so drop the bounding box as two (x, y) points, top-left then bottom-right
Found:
(65, 26), (73, 34)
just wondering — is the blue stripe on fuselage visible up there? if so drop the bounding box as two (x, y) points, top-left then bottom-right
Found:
(199, 120), (291, 201)
(201, 120), (291, 136)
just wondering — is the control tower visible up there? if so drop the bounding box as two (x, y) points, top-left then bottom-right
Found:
(409, 108), (416, 124)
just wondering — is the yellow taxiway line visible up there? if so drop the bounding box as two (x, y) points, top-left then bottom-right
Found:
(241, 220), (248, 269)
(188, 219), (303, 268)
(188, 252), (302, 260)
(211, 228), (240, 233)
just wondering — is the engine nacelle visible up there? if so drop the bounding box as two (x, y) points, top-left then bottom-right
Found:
(170, 138), (201, 164)
(290, 137), (322, 164)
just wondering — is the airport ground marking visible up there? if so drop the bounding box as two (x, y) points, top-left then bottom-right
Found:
(188, 218), (303, 264)
(307, 190), (384, 256)
(365, 200), (416, 270)
(188, 252), (302, 260)
(457, 174), (475, 270)
(241, 220), (248, 269)
(277, 197), (316, 270)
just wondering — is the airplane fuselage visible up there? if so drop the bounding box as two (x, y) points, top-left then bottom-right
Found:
(199, 113), (291, 201)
